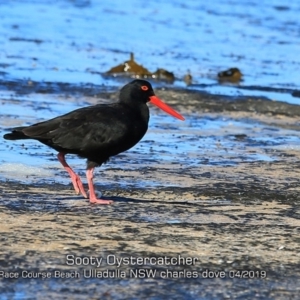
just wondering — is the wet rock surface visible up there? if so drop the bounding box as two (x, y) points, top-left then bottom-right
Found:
(1, 84), (300, 299)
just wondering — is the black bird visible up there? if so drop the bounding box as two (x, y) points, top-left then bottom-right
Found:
(3, 80), (184, 204)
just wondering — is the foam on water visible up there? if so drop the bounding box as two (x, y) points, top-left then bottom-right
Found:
(0, 163), (53, 182)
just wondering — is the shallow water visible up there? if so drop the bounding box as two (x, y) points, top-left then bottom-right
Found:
(0, 0), (300, 103)
(2, 91), (300, 187)
(2, 88), (300, 181)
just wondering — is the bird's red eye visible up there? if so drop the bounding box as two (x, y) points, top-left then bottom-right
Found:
(141, 85), (148, 91)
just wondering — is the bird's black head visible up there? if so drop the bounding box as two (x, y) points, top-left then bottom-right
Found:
(119, 79), (185, 121)
(119, 79), (155, 105)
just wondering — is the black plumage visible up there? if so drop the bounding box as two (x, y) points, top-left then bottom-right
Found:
(4, 80), (184, 204)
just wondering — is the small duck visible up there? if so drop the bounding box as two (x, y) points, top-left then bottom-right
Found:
(217, 67), (243, 83)
(152, 68), (175, 83)
(106, 53), (152, 77)
(183, 71), (192, 86)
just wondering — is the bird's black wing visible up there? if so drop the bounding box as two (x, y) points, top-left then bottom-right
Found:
(22, 104), (146, 155)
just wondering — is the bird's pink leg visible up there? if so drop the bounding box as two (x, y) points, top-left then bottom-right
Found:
(57, 153), (87, 198)
(86, 168), (113, 204)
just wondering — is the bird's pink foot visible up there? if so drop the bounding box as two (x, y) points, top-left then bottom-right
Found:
(57, 152), (87, 198)
(86, 168), (113, 205)
(70, 173), (87, 198)
(89, 197), (113, 205)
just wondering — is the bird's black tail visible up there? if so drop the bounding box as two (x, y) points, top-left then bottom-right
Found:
(3, 127), (30, 140)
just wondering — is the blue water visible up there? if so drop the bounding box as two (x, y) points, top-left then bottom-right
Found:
(1, 0), (300, 183)
(0, 0), (300, 103)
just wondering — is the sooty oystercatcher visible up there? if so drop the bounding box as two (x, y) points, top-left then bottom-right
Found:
(3, 80), (184, 204)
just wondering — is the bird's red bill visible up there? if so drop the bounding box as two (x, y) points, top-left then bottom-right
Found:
(149, 96), (185, 121)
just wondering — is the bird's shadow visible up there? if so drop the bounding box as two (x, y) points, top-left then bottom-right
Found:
(56, 195), (160, 204)
(56, 195), (194, 206)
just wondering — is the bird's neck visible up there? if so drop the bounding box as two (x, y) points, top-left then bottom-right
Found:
(120, 101), (149, 123)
